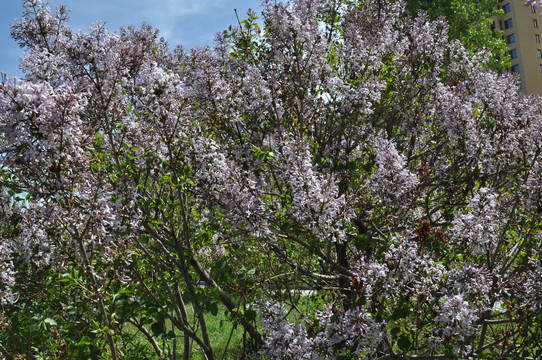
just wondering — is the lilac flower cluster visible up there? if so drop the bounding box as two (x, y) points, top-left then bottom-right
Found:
(433, 294), (479, 354)
(0, 230), (16, 305)
(524, 250), (542, 311)
(258, 300), (386, 359)
(367, 137), (419, 207)
(451, 188), (503, 256)
(191, 136), (268, 236)
(276, 137), (352, 242)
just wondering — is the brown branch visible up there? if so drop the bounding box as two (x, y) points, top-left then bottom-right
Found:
(127, 318), (163, 359)
(190, 256), (264, 347)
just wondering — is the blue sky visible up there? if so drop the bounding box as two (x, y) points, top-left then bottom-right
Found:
(1, 0), (262, 78)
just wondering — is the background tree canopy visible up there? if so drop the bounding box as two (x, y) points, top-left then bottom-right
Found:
(405, 0), (509, 70)
(0, 0), (541, 359)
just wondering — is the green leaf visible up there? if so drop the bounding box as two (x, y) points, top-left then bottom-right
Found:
(78, 335), (91, 346)
(245, 309), (257, 322)
(43, 318), (57, 327)
(209, 302), (219, 316)
(102, 326), (111, 335)
(397, 334), (412, 351)
(391, 304), (410, 320)
(151, 321), (164, 336)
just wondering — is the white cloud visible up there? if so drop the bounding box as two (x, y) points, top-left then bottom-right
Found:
(42, 0), (258, 48)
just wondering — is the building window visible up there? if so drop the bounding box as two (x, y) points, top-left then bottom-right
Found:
(540, 64), (542, 73)
(509, 49), (517, 59)
(532, 5), (537, 13)
(504, 19), (513, 29)
(511, 64), (520, 73)
(507, 34), (515, 44)
(538, 49), (542, 58)
(537, 34), (541, 43)
(503, 3), (511, 13)
(535, 19), (539, 28)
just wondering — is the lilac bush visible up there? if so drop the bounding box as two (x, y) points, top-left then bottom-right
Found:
(1, 0), (542, 359)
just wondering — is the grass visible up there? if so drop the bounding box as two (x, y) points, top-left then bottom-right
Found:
(121, 304), (248, 360)
(121, 293), (324, 359)
(188, 307), (246, 360)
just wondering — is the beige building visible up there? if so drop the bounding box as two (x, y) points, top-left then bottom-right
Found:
(495, 0), (542, 94)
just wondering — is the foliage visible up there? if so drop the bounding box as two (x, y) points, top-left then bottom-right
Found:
(1, 0), (542, 359)
(404, 0), (510, 71)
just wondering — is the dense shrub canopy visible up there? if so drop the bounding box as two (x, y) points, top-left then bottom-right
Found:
(1, 0), (542, 359)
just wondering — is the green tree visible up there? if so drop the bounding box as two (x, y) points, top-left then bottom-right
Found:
(405, 0), (509, 70)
